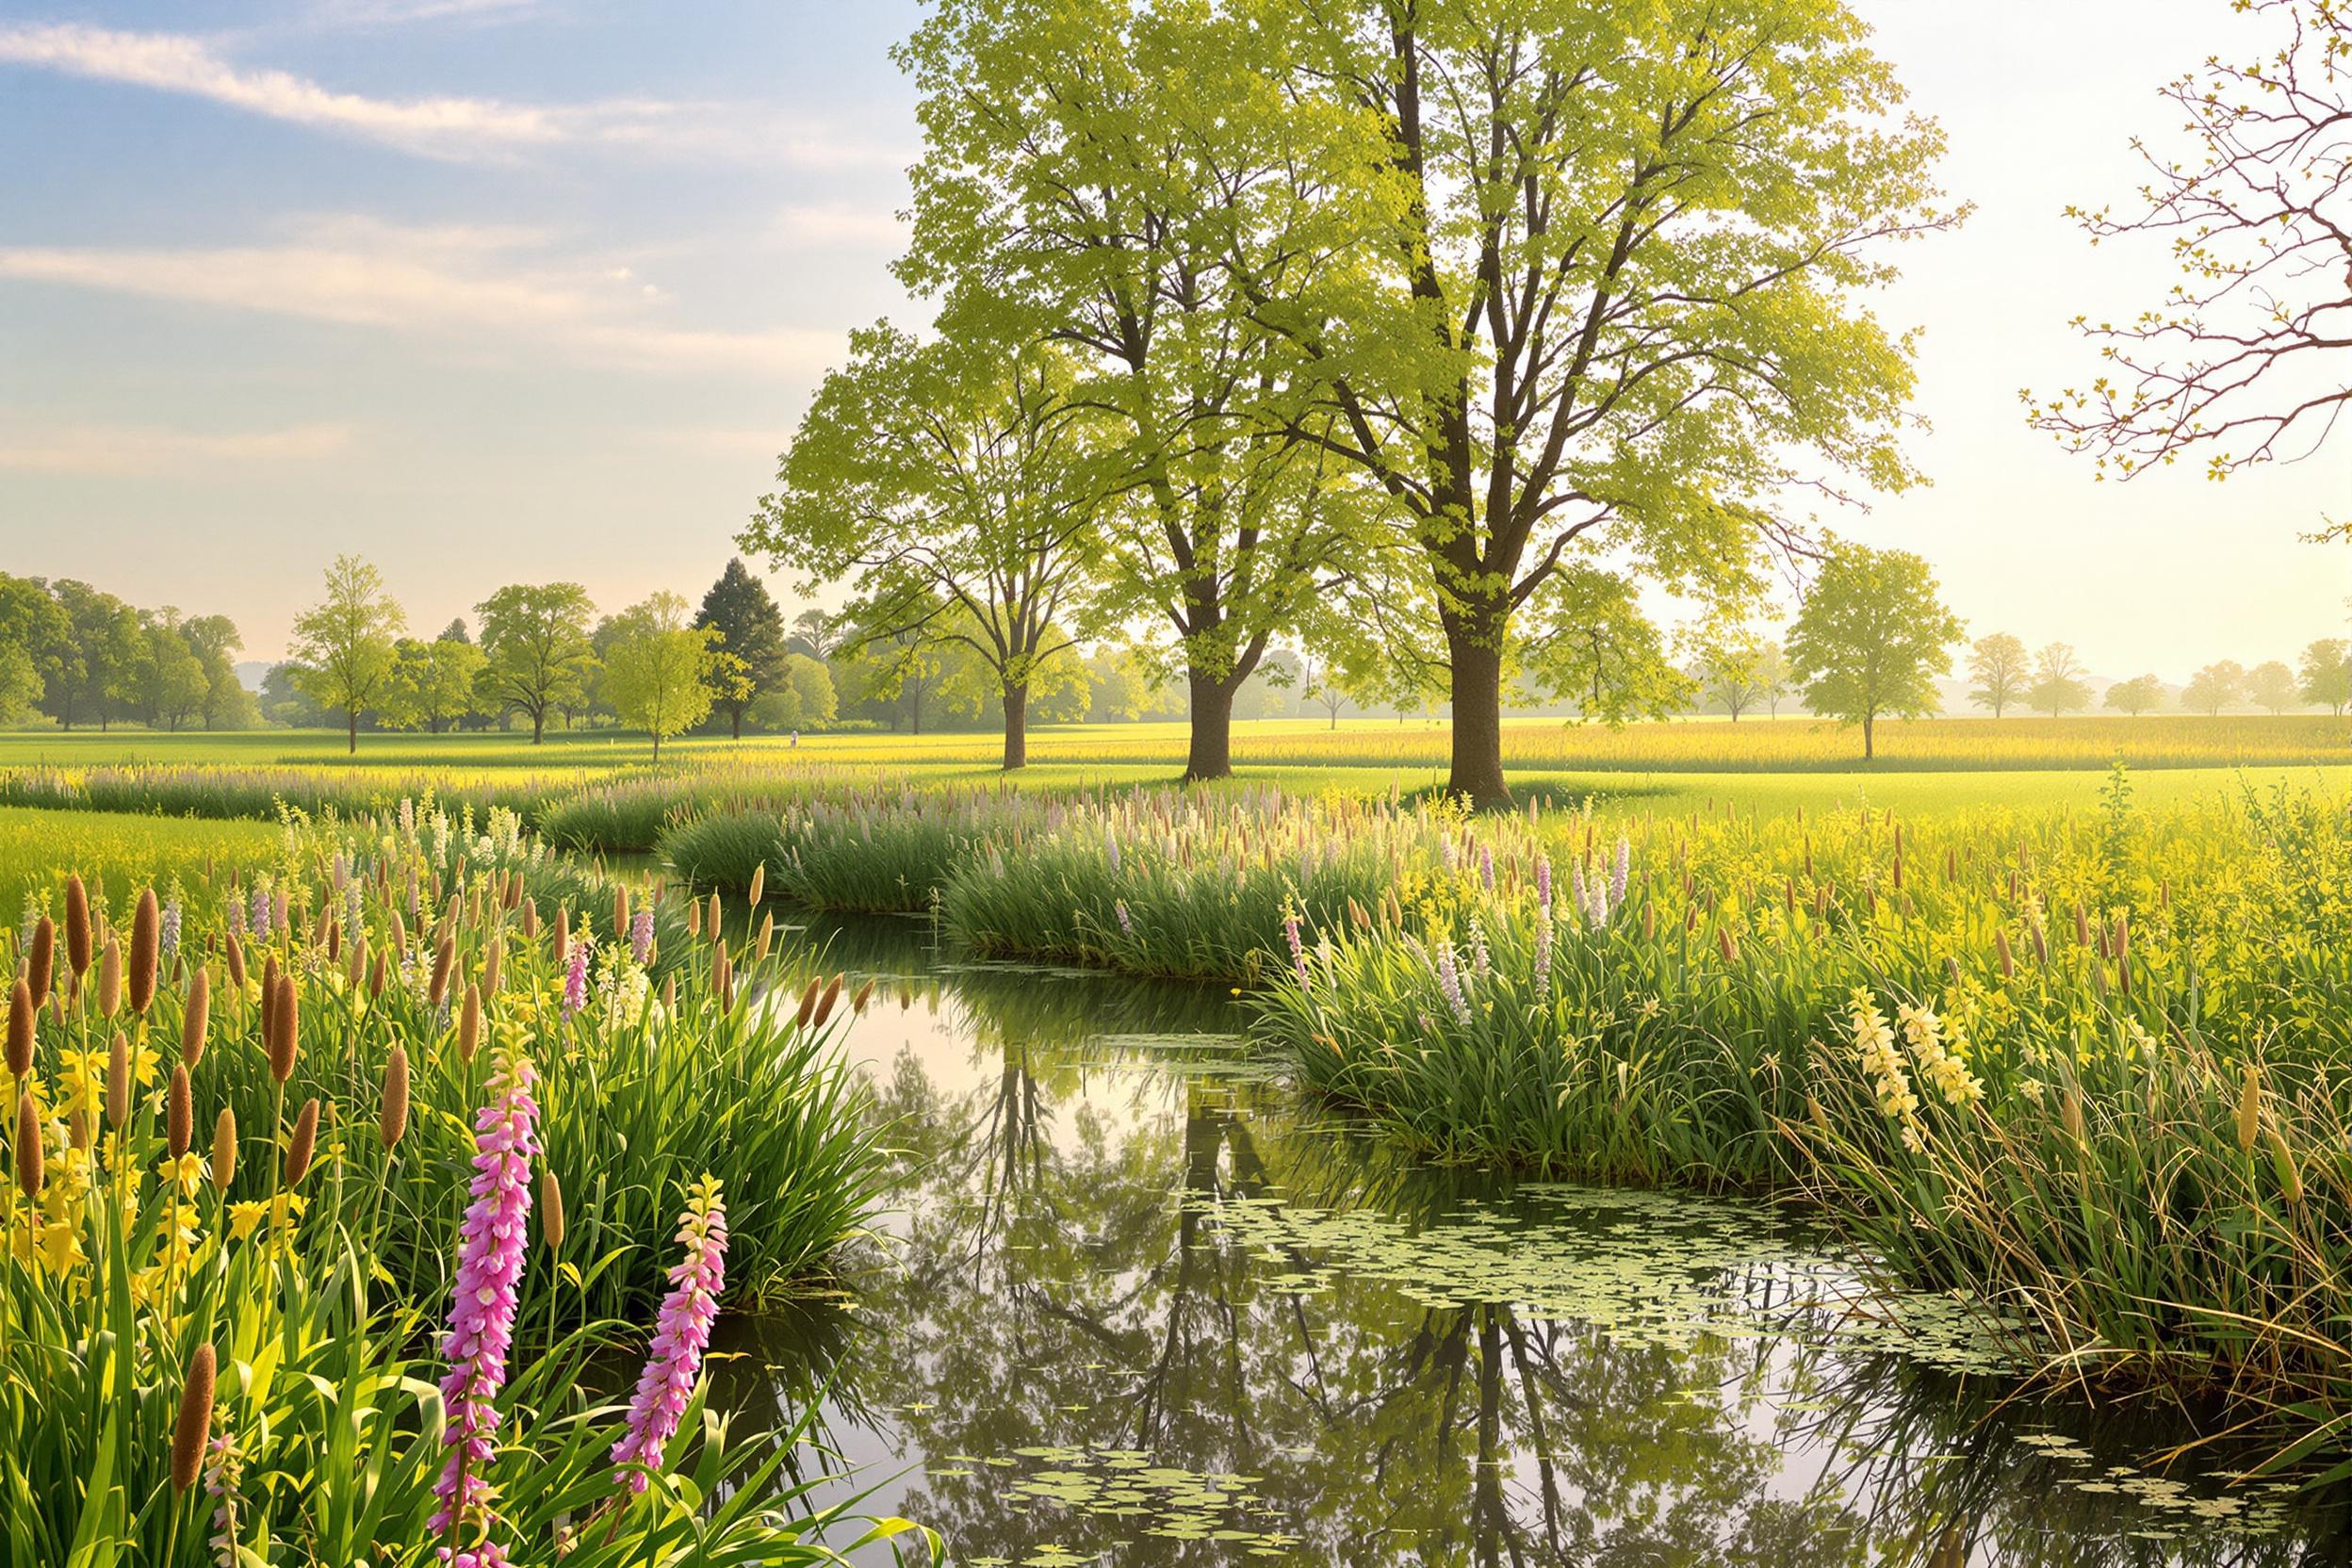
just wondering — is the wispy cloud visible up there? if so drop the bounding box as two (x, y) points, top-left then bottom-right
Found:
(0, 22), (906, 166)
(0, 419), (355, 476)
(0, 218), (838, 378)
(302, 0), (543, 30)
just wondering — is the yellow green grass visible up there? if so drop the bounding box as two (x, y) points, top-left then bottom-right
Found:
(0, 805), (275, 915)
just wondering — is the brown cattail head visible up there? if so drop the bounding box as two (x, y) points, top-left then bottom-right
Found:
(2061, 1086), (2086, 1147)
(430, 934), (455, 1008)
(1716, 926), (1740, 966)
(540, 1167), (565, 1249)
(223, 927), (246, 991)
(167, 1063), (192, 1158)
(793, 977), (820, 1030)
(2268, 1123), (2305, 1205)
(519, 899), (538, 940)
(106, 1030), (131, 1129)
(1994, 929), (2015, 979)
(211, 1107), (237, 1191)
(27, 915), (55, 1004)
(325, 917), (341, 965)
(2237, 1062), (2263, 1155)
(68, 1106), (89, 1152)
(483, 936), (503, 997)
(851, 979), (875, 1015)
(64, 875), (90, 979)
(662, 972), (677, 1013)
(368, 952), (386, 1001)
(181, 965), (210, 1069)
(552, 907), (569, 971)
(612, 885), (630, 942)
(458, 983), (482, 1062)
(746, 862), (766, 908)
(344, 930), (366, 988)
(686, 897), (702, 939)
(286, 1098), (319, 1185)
(129, 889), (160, 1014)
(268, 976), (299, 1084)
(714, 945), (734, 1012)
(172, 1342), (218, 1494)
(706, 891), (722, 941)
(97, 937), (122, 1018)
(380, 1045), (410, 1152)
(259, 955), (280, 1027)
(6, 976), (33, 1079)
(811, 972), (843, 1030)
(391, 908), (409, 956)
(14, 1091), (41, 1199)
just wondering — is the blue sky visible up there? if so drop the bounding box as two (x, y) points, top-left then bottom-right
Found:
(0, 1), (2344, 675)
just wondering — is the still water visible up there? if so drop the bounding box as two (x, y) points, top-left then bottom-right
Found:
(715, 914), (2350, 1567)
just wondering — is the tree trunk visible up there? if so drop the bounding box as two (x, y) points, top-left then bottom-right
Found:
(1002, 681), (1028, 771)
(651, 729), (662, 762)
(1184, 673), (1237, 781)
(730, 705), (743, 741)
(348, 710), (358, 755)
(531, 709), (546, 744)
(1863, 713), (1876, 760)
(1446, 628), (1511, 810)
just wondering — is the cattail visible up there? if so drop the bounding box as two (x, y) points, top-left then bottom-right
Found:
(381, 1045), (410, 1152)
(168, 1063), (192, 1158)
(368, 952), (386, 1001)
(483, 936), (503, 996)
(259, 955), (280, 1033)
(106, 1030), (130, 1129)
(2267, 1124), (2304, 1206)
(707, 890), (722, 940)
(64, 874), (90, 979)
(852, 979), (875, 1014)
(755, 912), (774, 962)
(811, 973), (843, 1029)
(2029, 920), (2049, 966)
(97, 937), (122, 1017)
(540, 1167), (565, 1249)
(27, 915), (55, 1004)
(430, 934), (455, 1008)
(1716, 926), (1740, 965)
(68, 1107), (89, 1152)
(325, 917), (341, 964)
(129, 889), (159, 1013)
(520, 899), (538, 939)
(747, 862), (766, 908)
(2073, 904), (2090, 948)
(177, 964), (210, 1070)
(793, 978), (820, 1029)
(613, 886), (630, 941)
(6, 977), (32, 1079)
(15, 1091), (41, 1199)
(286, 1098), (319, 1185)
(223, 927), (245, 991)
(212, 1106), (237, 1190)
(552, 906), (569, 971)
(458, 983), (482, 1062)
(391, 908), (409, 956)
(1807, 1094), (1832, 1135)
(662, 972), (677, 1014)
(714, 945), (734, 1011)
(1994, 930), (2014, 978)
(268, 976), (299, 1084)
(2237, 1063), (2262, 1154)
(1641, 904), (1656, 940)
(2061, 1086), (2085, 1147)
(686, 897), (702, 939)
(172, 1343), (217, 1494)
(1944, 956), (1962, 987)
(344, 930), (366, 988)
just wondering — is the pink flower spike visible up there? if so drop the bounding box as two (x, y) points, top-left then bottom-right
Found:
(612, 1176), (728, 1494)
(431, 1051), (540, 1543)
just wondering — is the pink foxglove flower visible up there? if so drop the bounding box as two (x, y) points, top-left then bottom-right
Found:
(612, 1175), (728, 1494)
(432, 1051), (541, 1542)
(562, 936), (591, 1021)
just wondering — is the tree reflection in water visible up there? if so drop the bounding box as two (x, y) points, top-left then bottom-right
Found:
(699, 916), (2348, 1567)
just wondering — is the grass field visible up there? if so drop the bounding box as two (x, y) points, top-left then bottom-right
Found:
(0, 803), (276, 914)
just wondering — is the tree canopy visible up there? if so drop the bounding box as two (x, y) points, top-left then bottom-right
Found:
(1786, 543), (1962, 760)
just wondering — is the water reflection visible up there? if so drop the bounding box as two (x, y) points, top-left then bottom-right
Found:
(710, 915), (2347, 1567)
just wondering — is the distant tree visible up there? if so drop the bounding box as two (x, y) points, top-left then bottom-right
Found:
(696, 558), (787, 740)
(45, 580), (143, 730)
(1688, 615), (1773, 722)
(438, 617), (471, 644)
(1086, 647), (1182, 724)
(746, 326), (1111, 771)
(2031, 1), (2351, 502)
(1521, 566), (1692, 727)
(179, 613), (247, 729)
(787, 608), (839, 661)
(1786, 543), (1963, 761)
(2027, 643), (2092, 717)
(2298, 639), (2352, 714)
(0, 573), (68, 720)
(289, 555), (406, 753)
(1756, 643), (1793, 717)
(384, 636), (486, 733)
(1967, 632), (2031, 718)
(141, 613), (209, 731)
(750, 653), (840, 733)
(474, 582), (596, 743)
(2104, 674), (2166, 716)
(1303, 658), (1349, 731)
(2181, 660), (2247, 715)
(0, 643), (39, 725)
(2246, 660), (2300, 714)
(259, 662), (331, 727)
(603, 592), (720, 761)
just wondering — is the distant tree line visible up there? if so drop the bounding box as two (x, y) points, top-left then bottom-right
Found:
(0, 571), (257, 731)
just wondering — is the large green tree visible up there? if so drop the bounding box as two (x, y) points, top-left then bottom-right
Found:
(2299, 639), (2351, 715)
(696, 558), (787, 740)
(746, 326), (1112, 770)
(1201, 0), (1960, 805)
(898, 0), (1381, 780)
(290, 555), (406, 753)
(603, 592), (720, 761)
(2026, 643), (2090, 718)
(44, 580), (144, 730)
(1785, 542), (1961, 760)
(474, 582), (597, 743)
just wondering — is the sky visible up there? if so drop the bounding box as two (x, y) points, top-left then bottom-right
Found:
(0, 0), (2344, 677)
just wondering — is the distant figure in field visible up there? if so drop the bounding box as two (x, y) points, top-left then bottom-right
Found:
(791, 730), (799, 748)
